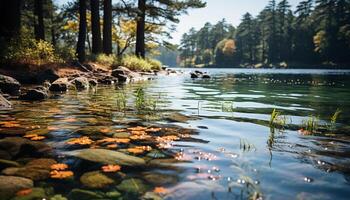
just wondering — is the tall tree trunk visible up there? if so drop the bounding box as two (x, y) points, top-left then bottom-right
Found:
(90, 0), (102, 54)
(77, 0), (87, 62)
(103, 0), (112, 54)
(34, 0), (45, 40)
(135, 0), (146, 58)
(0, 0), (22, 41)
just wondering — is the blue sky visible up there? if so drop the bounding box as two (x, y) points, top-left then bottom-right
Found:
(55, 0), (302, 44)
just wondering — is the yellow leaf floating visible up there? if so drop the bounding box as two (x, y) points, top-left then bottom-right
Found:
(50, 170), (74, 179)
(131, 130), (147, 135)
(100, 128), (111, 133)
(67, 136), (93, 145)
(101, 164), (121, 172)
(23, 134), (38, 138)
(129, 135), (152, 140)
(51, 163), (68, 171)
(107, 144), (118, 149)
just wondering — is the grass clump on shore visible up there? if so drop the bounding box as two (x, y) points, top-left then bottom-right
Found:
(120, 55), (162, 71)
(93, 54), (118, 67)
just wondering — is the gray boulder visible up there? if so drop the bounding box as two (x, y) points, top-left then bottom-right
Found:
(19, 88), (48, 101)
(72, 77), (89, 90)
(0, 74), (21, 94)
(49, 78), (70, 92)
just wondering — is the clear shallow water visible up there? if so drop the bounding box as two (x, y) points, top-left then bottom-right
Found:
(1, 68), (350, 200)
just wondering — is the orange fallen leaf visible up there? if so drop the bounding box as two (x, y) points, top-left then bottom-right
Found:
(62, 118), (77, 123)
(67, 136), (93, 145)
(127, 126), (147, 131)
(0, 121), (20, 128)
(107, 144), (118, 149)
(30, 136), (46, 141)
(131, 130), (147, 135)
(100, 128), (111, 133)
(51, 163), (68, 171)
(127, 146), (152, 154)
(101, 164), (121, 172)
(23, 134), (38, 138)
(50, 170), (74, 179)
(16, 188), (32, 196)
(115, 129), (127, 132)
(96, 138), (130, 144)
(130, 135), (152, 140)
(153, 187), (168, 194)
(146, 127), (162, 132)
(47, 126), (59, 131)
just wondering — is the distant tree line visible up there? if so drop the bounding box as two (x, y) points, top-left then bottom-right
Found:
(0, 0), (205, 64)
(179, 0), (350, 68)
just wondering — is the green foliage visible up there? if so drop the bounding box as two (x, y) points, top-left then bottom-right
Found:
(302, 115), (319, 133)
(328, 108), (341, 131)
(240, 138), (256, 152)
(3, 33), (63, 65)
(134, 87), (159, 114)
(93, 54), (118, 67)
(120, 55), (162, 71)
(115, 91), (127, 112)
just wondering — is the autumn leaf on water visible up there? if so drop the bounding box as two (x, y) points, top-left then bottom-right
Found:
(23, 134), (39, 138)
(100, 128), (112, 133)
(16, 188), (32, 196)
(127, 146), (152, 154)
(96, 138), (130, 144)
(51, 163), (69, 171)
(131, 130), (147, 135)
(107, 144), (118, 149)
(130, 134), (152, 140)
(67, 136), (93, 145)
(101, 164), (121, 172)
(50, 170), (74, 179)
(153, 187), (168, 194)
(30, 135), (46, 141)
(127, 126), (147, 131)
(115, 129), (127, 132)
(146, 127), (162, 132)
(62, 118), (77, 123)
(0, 121), (20, 128)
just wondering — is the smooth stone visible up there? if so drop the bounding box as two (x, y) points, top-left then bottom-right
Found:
(0, 159), (20, 170)
(0, 74), (21, 94)
(141, 192), (163, 200)
(2, 167), (50, 181)
(19, 88), (48, 100)
(146, 150), (167, 159)
(89, 79), (98, 86)
(105, 190), (122, 199)
(50, 194), (68, 200)
(80, 171), (114, 189)
(72, 77), (89, 90)
(190, 73), (199, 78)
(202, 74), (211, 79)
(11, 187), (47, 200)
(142, 172), (177, 186)
(68, 189), (104, 200)
(49, 78), (70, 92)
(165, 113), (191, 123)
(117, 178), (149, 194)
(0, 94), (11, 108)
(0, 175), (33, 200)
(0, 137), (52, 159)
(66, 149), (146, 166)
(113, 132), (130, 138)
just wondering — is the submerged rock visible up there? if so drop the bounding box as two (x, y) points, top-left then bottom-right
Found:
(68, 189), (104, 200)
(80, 171), (114, 189)
(66, 148), (146, 166)
(0, 94), (11, 108)
(0, 175), (33, 200)
(0, 74), (21, 94)
(117, 178), (149, 194)
(142, 172), (177, 186)
(0, 159), (20, 170)
(19, 88), (48, 101)
(11, 187), (47, 200)
(49, 78), (70, 92)
(142, 192), (163, 200)
(72, 77), (89, 90)
(0, 137), (52, 159)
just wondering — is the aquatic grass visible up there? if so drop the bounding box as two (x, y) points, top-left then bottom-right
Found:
(240, 138), (256, 152)
(221, 101), (235, 112)
(269, 109), (288, 129)
(134, 87), (162, 115)
(328, 108), (341, 131)
(302, 115), (320, 133)
(115, 91), (127, 112)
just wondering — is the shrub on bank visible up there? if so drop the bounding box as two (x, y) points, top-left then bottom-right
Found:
(119, 55), (162, 71)
(3, 36), (63, 65)
(92, 54), (118, 67)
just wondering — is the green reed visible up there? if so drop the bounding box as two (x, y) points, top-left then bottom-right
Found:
(302, 115), (320, 133)
(328, 108), (341, 131)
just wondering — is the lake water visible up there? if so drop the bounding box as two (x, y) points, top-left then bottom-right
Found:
(1, 68), (350, 200)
